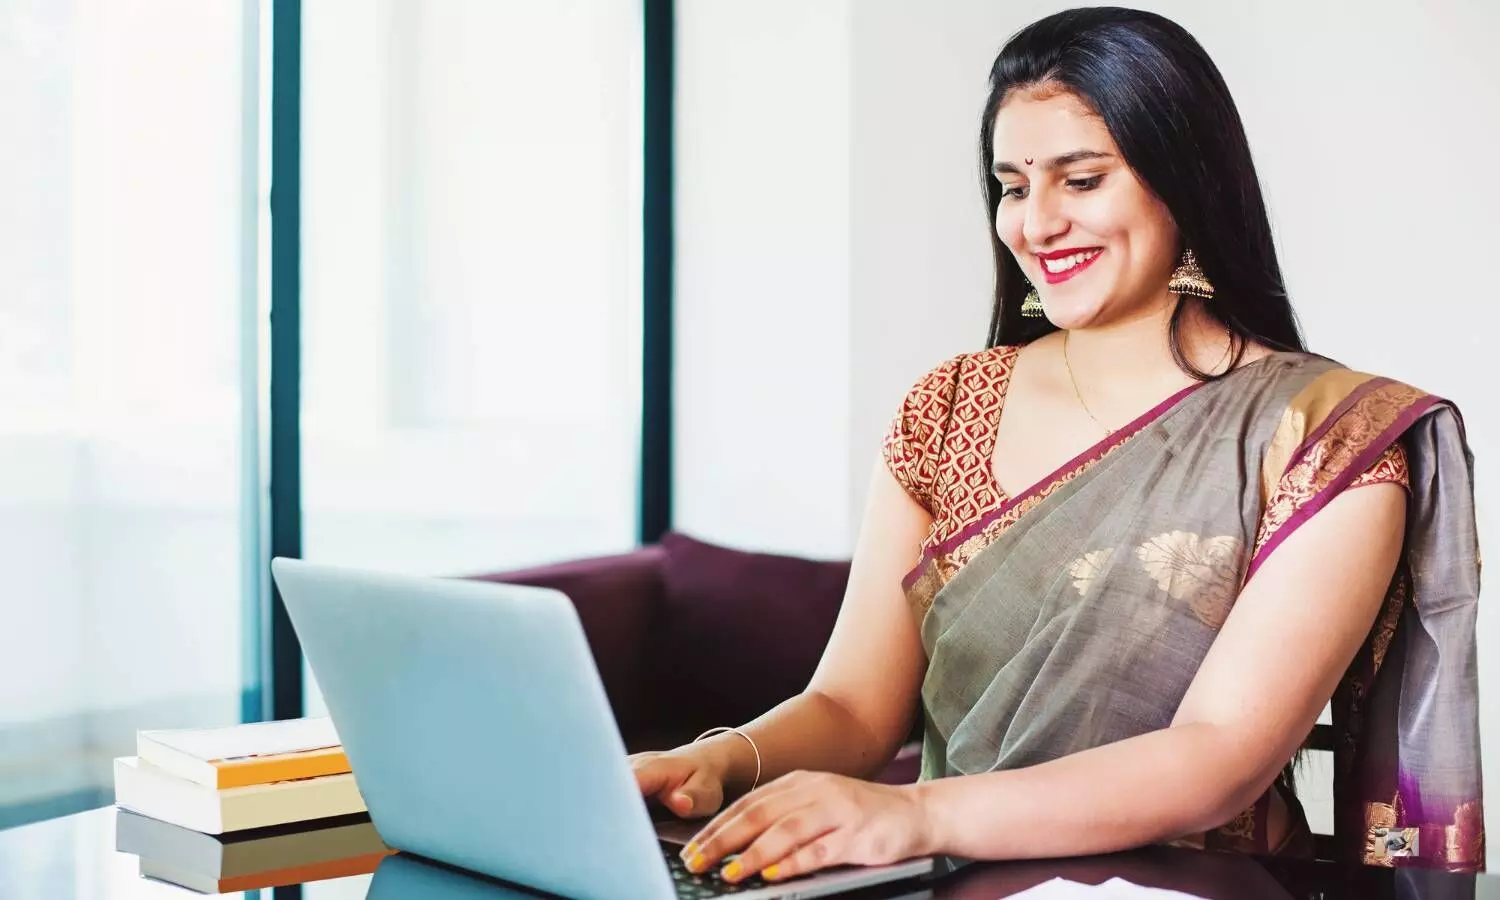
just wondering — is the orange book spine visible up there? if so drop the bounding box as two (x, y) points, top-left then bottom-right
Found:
(217, 850), (395, 892)
(213, 746), (352, 788)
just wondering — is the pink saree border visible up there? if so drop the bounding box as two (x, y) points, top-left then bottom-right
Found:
(1244, 387), (1439, 582)
(901, 377), (1207, 591)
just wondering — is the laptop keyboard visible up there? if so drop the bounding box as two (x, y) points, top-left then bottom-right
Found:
(663, 847), (769, 898)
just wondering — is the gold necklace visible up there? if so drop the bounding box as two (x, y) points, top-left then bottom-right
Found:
(1063, 330), (1114, 435)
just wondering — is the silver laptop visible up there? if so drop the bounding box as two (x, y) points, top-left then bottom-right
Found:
(367, 852), (936, 900)
(271, 557), (934, 900)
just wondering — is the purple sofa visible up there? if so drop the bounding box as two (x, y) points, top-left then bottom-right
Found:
(467, 531), (923, 785)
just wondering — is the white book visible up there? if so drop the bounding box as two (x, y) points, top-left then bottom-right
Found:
(114, 756), (367, 835)
(136, 716), (347, 789)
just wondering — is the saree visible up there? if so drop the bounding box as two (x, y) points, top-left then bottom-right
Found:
(886, 347), (1483, 871)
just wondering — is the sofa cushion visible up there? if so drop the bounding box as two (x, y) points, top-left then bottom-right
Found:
(645, 532), (851, 739)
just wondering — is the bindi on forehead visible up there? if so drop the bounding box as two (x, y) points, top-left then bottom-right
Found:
(992, 90), (1113, 170)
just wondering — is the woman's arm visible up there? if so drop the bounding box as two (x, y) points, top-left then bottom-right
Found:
(689, 457), (934, 792)
(918, 480), (1406, 860)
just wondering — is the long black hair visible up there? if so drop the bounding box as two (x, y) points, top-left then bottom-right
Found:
(980, 7), (1305, 377)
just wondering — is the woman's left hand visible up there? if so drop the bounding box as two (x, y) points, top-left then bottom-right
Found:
(680, 770), (936, 885)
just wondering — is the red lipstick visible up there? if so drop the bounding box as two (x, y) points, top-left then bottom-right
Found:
(1036, 247), (1103, 285)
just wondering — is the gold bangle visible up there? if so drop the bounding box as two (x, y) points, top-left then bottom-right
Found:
(693, 726), (762, 792)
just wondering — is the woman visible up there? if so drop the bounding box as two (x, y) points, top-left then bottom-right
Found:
(631, 7), (1483, 880)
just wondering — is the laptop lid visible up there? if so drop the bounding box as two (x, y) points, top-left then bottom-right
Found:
(270, 558), (676, 900)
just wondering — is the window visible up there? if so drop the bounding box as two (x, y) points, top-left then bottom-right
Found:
(0, 0), (648, 826)
(300, 0), (644, 712)
(0, 0), (260, 827)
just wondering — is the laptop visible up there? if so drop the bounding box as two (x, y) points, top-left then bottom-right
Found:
(270, 557), (936, 900)
(366, 851), (937, 900)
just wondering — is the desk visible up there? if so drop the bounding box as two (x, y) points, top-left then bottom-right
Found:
(0, 806), (1489, 900)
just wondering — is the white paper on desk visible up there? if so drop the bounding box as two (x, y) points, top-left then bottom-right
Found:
(1005, 876), (1207, 900)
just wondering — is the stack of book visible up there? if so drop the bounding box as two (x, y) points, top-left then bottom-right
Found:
(113, 717), (390, 892)
(115, 808), (391, 894)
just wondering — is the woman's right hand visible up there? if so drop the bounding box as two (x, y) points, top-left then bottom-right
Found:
(629, 747), (727, 819)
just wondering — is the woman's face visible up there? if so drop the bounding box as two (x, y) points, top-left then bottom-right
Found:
(991, 88), (1180, 329)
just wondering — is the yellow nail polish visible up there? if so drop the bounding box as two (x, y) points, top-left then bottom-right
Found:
(722, 860), (743, 881)
(682, 841), (699, 859)
(689, 853), (706, 873)
(763, 864), (782, 881)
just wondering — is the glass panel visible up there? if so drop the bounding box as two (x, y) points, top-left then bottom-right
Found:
(300, 0), (643, 714)
(0, 810), (266, 899)
(302, 0), (643, 575)
(0, 0), (260, 830)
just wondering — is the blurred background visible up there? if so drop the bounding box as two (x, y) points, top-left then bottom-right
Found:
(0, 0), (644, 830)
(1, 0), (1495, 877)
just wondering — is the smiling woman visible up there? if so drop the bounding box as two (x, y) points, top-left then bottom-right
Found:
(981, 62), (1302, 384)
(628, 6), (1484, 885)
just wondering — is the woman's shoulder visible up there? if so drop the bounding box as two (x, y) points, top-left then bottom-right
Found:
(883, 346), (1023, 512)
(888, 350), (991, 437)
(903, 345), (1022, 394)
(1240, 350), (1440, 410)
(891, 345), (1023, 426)
(1245, 351), (1435, 493)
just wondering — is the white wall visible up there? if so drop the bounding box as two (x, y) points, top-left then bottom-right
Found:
(844, 0), (1500, 537)
(674, 0), (855, 558)
(677, 0), (1499, 865)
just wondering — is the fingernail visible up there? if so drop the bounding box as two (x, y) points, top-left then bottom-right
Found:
(674, 791), (691, 807)
(722, 860), (743, 881)
(763, 864), (782, 881)
(681, 841), (699, 859)
(689, 853), (707, 873)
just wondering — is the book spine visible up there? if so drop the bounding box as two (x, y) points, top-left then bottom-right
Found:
(220, 774), (367, 832)
(216, 851), (393, 892)
(215, 747), (352, 789)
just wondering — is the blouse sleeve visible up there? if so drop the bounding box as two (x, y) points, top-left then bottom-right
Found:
(1349, 442), (1410, 491)
(1255, 436), (1412, 560)
(881, 355), (963, 515)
